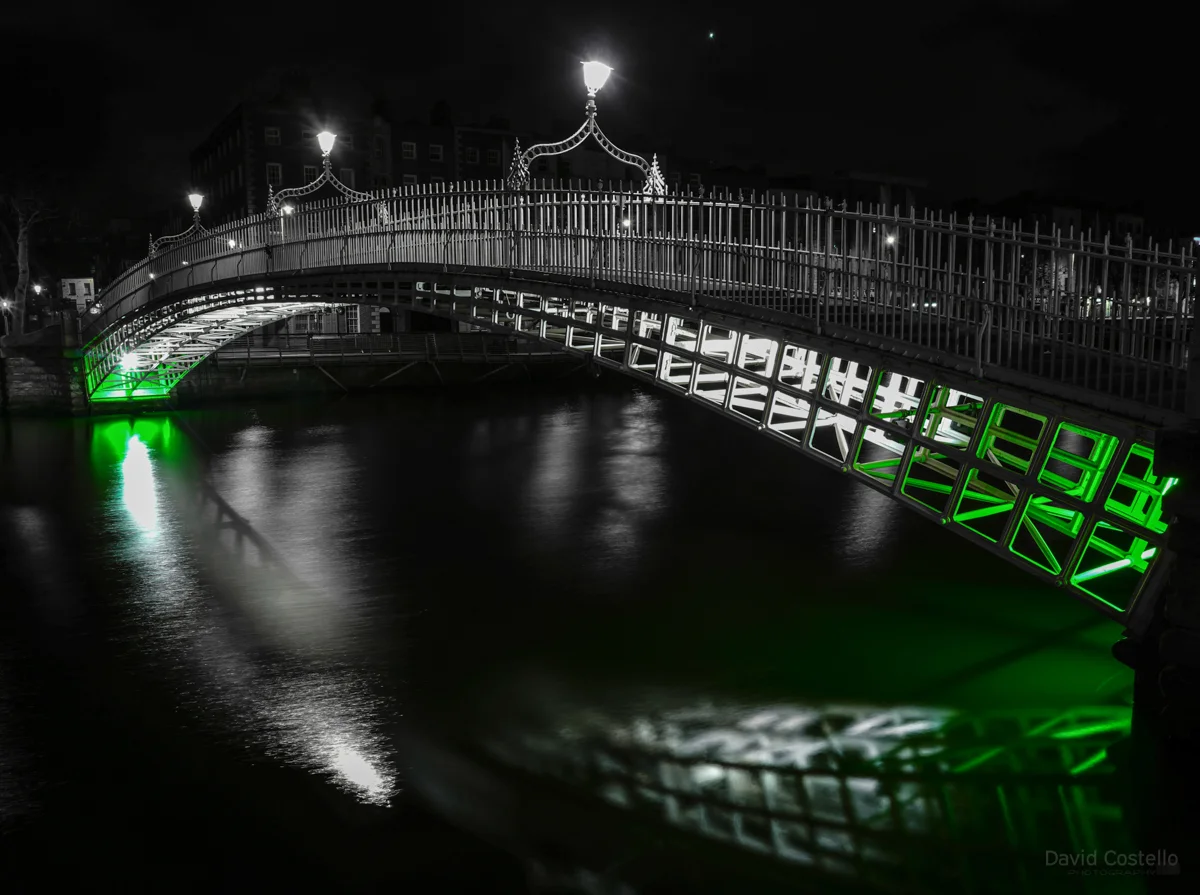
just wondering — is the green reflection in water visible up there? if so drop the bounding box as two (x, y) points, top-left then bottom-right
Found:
(89, 416), (196, 534)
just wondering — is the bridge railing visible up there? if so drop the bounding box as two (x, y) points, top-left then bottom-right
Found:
(88, 180), (1198, 417)
(213, 330), (562, 364)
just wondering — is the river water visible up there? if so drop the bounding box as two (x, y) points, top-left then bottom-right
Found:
(0, 382), (1142, 891)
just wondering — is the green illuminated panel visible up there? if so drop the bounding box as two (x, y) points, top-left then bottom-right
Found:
(1037, 423), (1120, 502)
(901, 448), (962, 516)
(852, 425), (907, 484)
(975, 404), (1046, 475)
(1008, 495), (1088, 577)
(1070, 520), (1158, 613)
(1104, 443), (1176, 534)
(920, 386), (984, 449)
(952, 467), (1020, 543)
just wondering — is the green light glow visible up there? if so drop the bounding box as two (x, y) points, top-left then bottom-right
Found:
(1069, 750), (1110, 775)
(1051, 719), (1131, 740)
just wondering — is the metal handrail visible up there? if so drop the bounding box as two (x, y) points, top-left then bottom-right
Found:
(85, 180), (1199, 415)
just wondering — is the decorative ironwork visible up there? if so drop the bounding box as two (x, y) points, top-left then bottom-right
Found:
(149, 205), (217, 257)
(268, 146), (390, 225)
(507, 64), (666, 196)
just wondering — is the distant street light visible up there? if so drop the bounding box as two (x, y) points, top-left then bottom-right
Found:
(33, 284), (42, 295)
(282, 205), (294, 214)
(885, 234), (897, 246)
(622, 218), (631, 228)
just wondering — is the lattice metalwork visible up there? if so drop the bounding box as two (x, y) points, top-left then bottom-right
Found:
(485, 701), (1133, 895)
(83, 289), (342, 402)
(413, 282), (1174, 623)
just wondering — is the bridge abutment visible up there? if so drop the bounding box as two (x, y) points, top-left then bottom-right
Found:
(0, 335), (87, 416)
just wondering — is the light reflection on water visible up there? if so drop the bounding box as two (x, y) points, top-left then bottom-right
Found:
(99, 419), (396, 805)
(0, 388), (1136, 886)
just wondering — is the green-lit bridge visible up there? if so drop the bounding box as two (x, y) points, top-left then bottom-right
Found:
(79, 170), (1197, 653)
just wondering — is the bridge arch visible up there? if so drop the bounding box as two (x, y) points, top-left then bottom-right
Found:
(81, 183), (1192, 631)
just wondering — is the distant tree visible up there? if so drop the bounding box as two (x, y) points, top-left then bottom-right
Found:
(0, 168), (69, 341)
(0, 194), (52, 340)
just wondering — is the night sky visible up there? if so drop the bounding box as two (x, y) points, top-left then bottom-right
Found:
(4, 0), (1196, 233)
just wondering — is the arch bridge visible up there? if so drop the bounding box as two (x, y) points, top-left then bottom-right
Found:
(81, 181), (1198, 637)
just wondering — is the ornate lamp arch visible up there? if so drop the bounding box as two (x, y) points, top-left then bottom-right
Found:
(507, 63), (666, 196)
(149, 195), (226, 257)
(267, 132), (390, 225)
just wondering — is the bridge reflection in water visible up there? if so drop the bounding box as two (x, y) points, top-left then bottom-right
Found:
(404, 692), (1144, 895)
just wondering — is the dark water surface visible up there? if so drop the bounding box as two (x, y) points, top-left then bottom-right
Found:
(0, 383), (1140, 891)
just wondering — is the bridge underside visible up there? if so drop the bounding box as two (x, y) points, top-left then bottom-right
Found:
(85, 288), (344, 401)
(84, 273), (1176, 628)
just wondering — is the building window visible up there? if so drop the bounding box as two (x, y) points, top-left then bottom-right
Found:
(466, 147), (479, 164)
(265, 127), (281, 145)
(486, 149), (500, 166)
(345, 306), (360, 334)
(68, 282), (77, 296)
(340, 169), (355, 188)
(301, 127), (315, 140)
(303, 165), (317, 182)
(266, 163), (283, 187)
(689, 173), (702, 185)
(401, 142), (416, 160)
(341, 135), (354, 150)
(429, 144), (443, 162)
(402, 174), (418, 185)
(430, 176), (444, 183)
(84, 282), (92, 296)
(371, 174), (389, 188)
(374, 136), (385, 159)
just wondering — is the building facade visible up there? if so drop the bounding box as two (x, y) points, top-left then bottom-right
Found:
(60, 278), (96, 315)
(189, 99), (393, 225)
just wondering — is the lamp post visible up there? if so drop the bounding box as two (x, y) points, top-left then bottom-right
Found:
(149, 193), (215, 257)
(507, 60), (666, 195)
(188, 192), (204, 225)
(268, 130), (385, 224)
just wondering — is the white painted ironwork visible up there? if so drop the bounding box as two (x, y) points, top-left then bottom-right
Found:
(149, 194), (226, 257)
(85, 272), (1175, 627)
(267, 132), (390, 225)
(86, 182), (1199, 426)
(507, 63), (666, 196)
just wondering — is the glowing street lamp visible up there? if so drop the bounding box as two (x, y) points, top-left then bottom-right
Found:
(268, 130), (382, 223)
(33, 284), (43, 295)
(581, 61), (612, 97)
(885, 234), (897, 246)
(507, 60), (665, 195)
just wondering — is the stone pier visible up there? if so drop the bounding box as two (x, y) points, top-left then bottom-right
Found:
(0, 328), (87, 416)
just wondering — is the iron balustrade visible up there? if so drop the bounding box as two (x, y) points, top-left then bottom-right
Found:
(212, 331), (565, 365)
(86, 181), (1198, 421)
